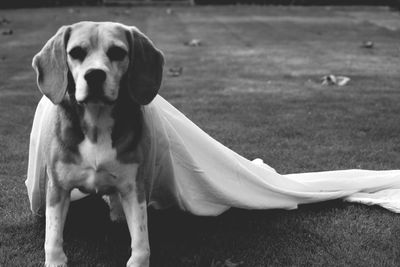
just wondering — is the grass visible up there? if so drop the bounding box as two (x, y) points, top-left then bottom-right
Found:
(1, 5), (400, 267)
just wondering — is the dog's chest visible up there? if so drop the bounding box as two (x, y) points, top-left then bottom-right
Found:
(79, 107), (116, 167)
(58, 105), (138, 194)
(79, 127), (116, 168)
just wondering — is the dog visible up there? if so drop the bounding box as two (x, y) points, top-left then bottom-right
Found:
(32, 21), (164, 267)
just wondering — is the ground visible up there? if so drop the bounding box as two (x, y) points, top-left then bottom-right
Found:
(1, 5), (400, 267)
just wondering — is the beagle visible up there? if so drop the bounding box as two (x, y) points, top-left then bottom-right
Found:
(32, 21), (164, 267)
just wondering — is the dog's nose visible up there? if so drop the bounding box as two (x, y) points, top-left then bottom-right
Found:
(84, 69), (106, 87)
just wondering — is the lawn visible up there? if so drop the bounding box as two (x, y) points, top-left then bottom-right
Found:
(1, 5), (400, 267)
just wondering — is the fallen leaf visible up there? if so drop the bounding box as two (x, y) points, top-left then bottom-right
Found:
(321, 74), (350, 87)
(168, 66), (183, 77)
(361, 41), (374, 49)
(184, 39), (203, 47)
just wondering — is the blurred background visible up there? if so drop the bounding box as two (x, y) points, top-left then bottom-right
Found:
(0, 0), (399, 9)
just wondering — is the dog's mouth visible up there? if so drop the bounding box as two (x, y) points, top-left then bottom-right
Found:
(77, 95), (116, 106)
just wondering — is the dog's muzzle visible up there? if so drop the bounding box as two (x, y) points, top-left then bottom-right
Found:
(79, 68), (111, 104)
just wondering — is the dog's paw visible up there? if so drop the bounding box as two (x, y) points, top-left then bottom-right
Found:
(45, 257), (67, 267)
(45, 249), (68, 267)
(126, 250), (150, 267)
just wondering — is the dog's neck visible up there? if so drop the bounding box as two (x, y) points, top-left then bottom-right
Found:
(57, 89), (143, 164)
(80, 103), (114, 143)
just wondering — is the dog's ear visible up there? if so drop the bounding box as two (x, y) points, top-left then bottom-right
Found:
(125, 27), (164, 105)
(32, 26), (71, 104)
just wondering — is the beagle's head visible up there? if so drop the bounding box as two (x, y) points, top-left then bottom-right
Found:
(32, 21), (164, 105)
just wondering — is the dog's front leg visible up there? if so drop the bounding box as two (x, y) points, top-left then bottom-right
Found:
(45, 177), (70, 267)
(119, 175), (150, 267)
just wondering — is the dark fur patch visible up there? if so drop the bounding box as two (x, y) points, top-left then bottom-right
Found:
(136, 169), (146, 203)
(47, 164), (63, 207)
(139, 225), (147, 232)
(81, 120), (98, 143)
(37, 64), (44, 84)
(56, 95), (84, 164)
(48, 188), (61, 207)
(111, 79), (143, 164)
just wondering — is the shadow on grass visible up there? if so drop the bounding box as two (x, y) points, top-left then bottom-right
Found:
(63, 197), (350, 267)
(2, 196), (398, 266)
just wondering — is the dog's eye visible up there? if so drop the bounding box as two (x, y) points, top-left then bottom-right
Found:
(107, 46), (127, 61)
(68, 47), (86, 61)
